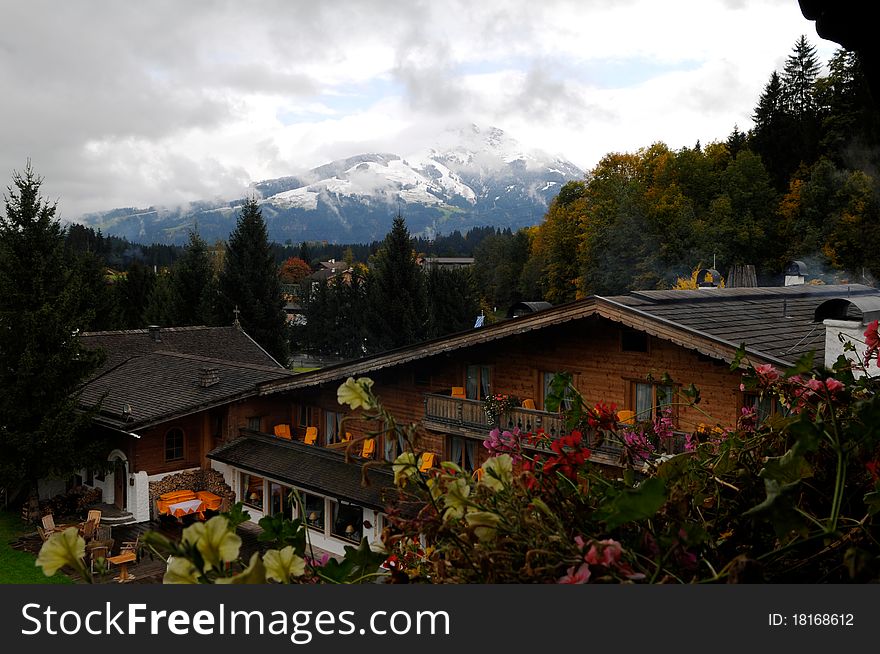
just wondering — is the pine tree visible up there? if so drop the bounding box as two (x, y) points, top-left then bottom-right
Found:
(426, 266), (481, 337)
(0, 164), (107, 499)
(172, 230), (217, 326)
(143, 268), (176, 326)
(218, 198), (288, 364)
(118, 260), (155, 329)
(782, 35), (821, 118)
(365, 215), (428, 352)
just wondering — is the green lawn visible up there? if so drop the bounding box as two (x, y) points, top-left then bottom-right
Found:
(0, 510), (72, 584)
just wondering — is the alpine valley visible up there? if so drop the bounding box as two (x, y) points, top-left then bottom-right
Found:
(78, 125), (584, 245)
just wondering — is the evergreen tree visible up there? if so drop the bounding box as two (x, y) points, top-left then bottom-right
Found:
(143, 268), (176, 327)
(75, 250), (122, 331)
(118, 260), (155, 329)
(364, 215), (428, 352)
(426, 266), (481, 338)
(172, 230), (217, 326)
(218, 198), (288, 364)
(0, 165), (107, 499)
(782, 35), (821, 118)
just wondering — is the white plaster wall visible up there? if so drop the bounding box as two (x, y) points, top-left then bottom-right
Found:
(824, 319), (866, 376)
(130, 470), (151, 523)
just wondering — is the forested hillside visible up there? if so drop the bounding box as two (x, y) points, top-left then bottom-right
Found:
(476, 39), (880, 307)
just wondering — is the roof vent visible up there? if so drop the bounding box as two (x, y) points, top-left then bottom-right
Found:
(696, 268), (721, 289)
(199, 368), (220, 388)
(785, 261), (807, 286)
(147, 325), (162, 342)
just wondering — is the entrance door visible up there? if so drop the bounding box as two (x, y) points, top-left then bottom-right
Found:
(113, 458), (127, 510)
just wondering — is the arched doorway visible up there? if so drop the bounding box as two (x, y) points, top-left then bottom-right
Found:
(113, 457), (127, 510)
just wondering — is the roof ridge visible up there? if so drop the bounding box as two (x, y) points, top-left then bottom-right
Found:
(82, 325), (232, 337)
(150, 350), (295, 374)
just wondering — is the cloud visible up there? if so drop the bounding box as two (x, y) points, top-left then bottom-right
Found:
(0, 0), (837, 219)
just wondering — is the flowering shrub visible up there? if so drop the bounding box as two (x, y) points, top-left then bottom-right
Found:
(483, 393), (519, 424)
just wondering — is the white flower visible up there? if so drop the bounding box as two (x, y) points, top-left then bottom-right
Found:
(479, 454), (513, 492)
(337, 377), (376, 410)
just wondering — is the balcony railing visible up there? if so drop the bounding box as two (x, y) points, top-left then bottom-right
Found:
(423, 393), (566, 438)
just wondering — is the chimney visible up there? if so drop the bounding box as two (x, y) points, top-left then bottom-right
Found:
(199, 367), (220, 388)
(784, 261), (807, 286)
(148, 325), (162, 342)
(727, 264), (757, 288)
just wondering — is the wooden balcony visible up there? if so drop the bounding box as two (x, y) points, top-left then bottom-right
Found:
(422, 393), (566, 439)
(423, 392), (689, 465)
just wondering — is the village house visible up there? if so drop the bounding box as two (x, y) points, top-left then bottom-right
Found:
(67, 325), (292, 523)
(206, 283), (880, 546)
(61, 283), (880, 555)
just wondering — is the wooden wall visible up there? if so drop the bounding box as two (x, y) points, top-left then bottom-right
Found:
(260, 315), (745, 467)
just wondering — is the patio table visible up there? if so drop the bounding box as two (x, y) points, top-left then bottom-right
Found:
(168, 498), (205, 519)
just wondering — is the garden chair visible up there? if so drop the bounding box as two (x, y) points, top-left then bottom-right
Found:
(37, 526), (50, 542)
(41, 514), (56, 533)
(80, 518), (97, 542)
(121, 534), (140, 562)
(418, 452), (436, 472)
(451, 386), (466, 399)
(87, 509), (101, 528)
(521, 398), (536, 410)
(361, 438), (376, 458)
(304, 426), (318, 445)
(617, 410), (636, 425)
(273, 424), (292, 439)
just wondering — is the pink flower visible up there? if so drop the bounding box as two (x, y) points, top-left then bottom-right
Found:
(754, 363), (780, 382)
(557, 562), (591, 584)
(824, 378), (845, 393)
(584, 539), (623, 567)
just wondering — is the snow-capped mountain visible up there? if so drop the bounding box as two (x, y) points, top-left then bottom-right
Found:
(79, 125), (584, 245)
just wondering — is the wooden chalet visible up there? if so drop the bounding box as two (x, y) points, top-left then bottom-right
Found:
(70, 326), (293, 523)
(203, 285), (880, 526)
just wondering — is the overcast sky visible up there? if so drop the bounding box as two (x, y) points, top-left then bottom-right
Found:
(0, 0), (837, 220)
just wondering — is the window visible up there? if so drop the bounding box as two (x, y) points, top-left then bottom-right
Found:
(298, 405), (313, 428)
(743, 392), (784, 426)
(384, 431), (406, 462)
(325, 411), (344, 446)
(621, 329), (649, 353)
(302, 492), (325, 531)
(164, 427), (184, 461)
(240, 473), (264, 510)
(269, 482), (291, 517)
(542, 372), (573, 411)
(331, 500), (364, 543)
(466, 365), (491, 400)
(449, 437), (477, 472)
(632, 382), (674, 421)
(247, 416), (262, 432)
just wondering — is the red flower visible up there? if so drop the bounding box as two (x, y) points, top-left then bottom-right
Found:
(865, 320), (880, 367)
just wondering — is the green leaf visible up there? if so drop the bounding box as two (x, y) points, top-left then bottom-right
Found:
(222, 502), (252, 530)
(655, 451), (697, 482)
(785, 352), (815, 377)
(759, 448), (814, 485)
(729, 344), (747, 371)
(600, 477), (667, 529)
(257, 513), (306, 553)
(680, 383), (701, 405)
(743, 479), (808, 538)
(864, 491), (880, 516)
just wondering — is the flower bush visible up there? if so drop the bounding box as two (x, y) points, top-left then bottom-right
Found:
(483, 393), (519, 424)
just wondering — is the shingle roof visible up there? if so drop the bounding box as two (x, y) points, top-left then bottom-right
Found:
(603, 284), (878, 364)
(81, 351), (294, 430)
(207, 432), (396, 510)
(259, 284), (880, 397)
(81, 325), (282, 372)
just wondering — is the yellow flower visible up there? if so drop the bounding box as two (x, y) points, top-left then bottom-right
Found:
(479, 454), (513, 492)
(465, 511), (501, 541)
(36, 527), (85, 577)
(215, 552), (266, 584)
(337, 377), (376, 410)
(264, 546), (306, 583)
(182, 516), (242, 572)
(163, 556), (200, 584)
(443, 477), (471, 521)
(393, 451), (418, 486)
